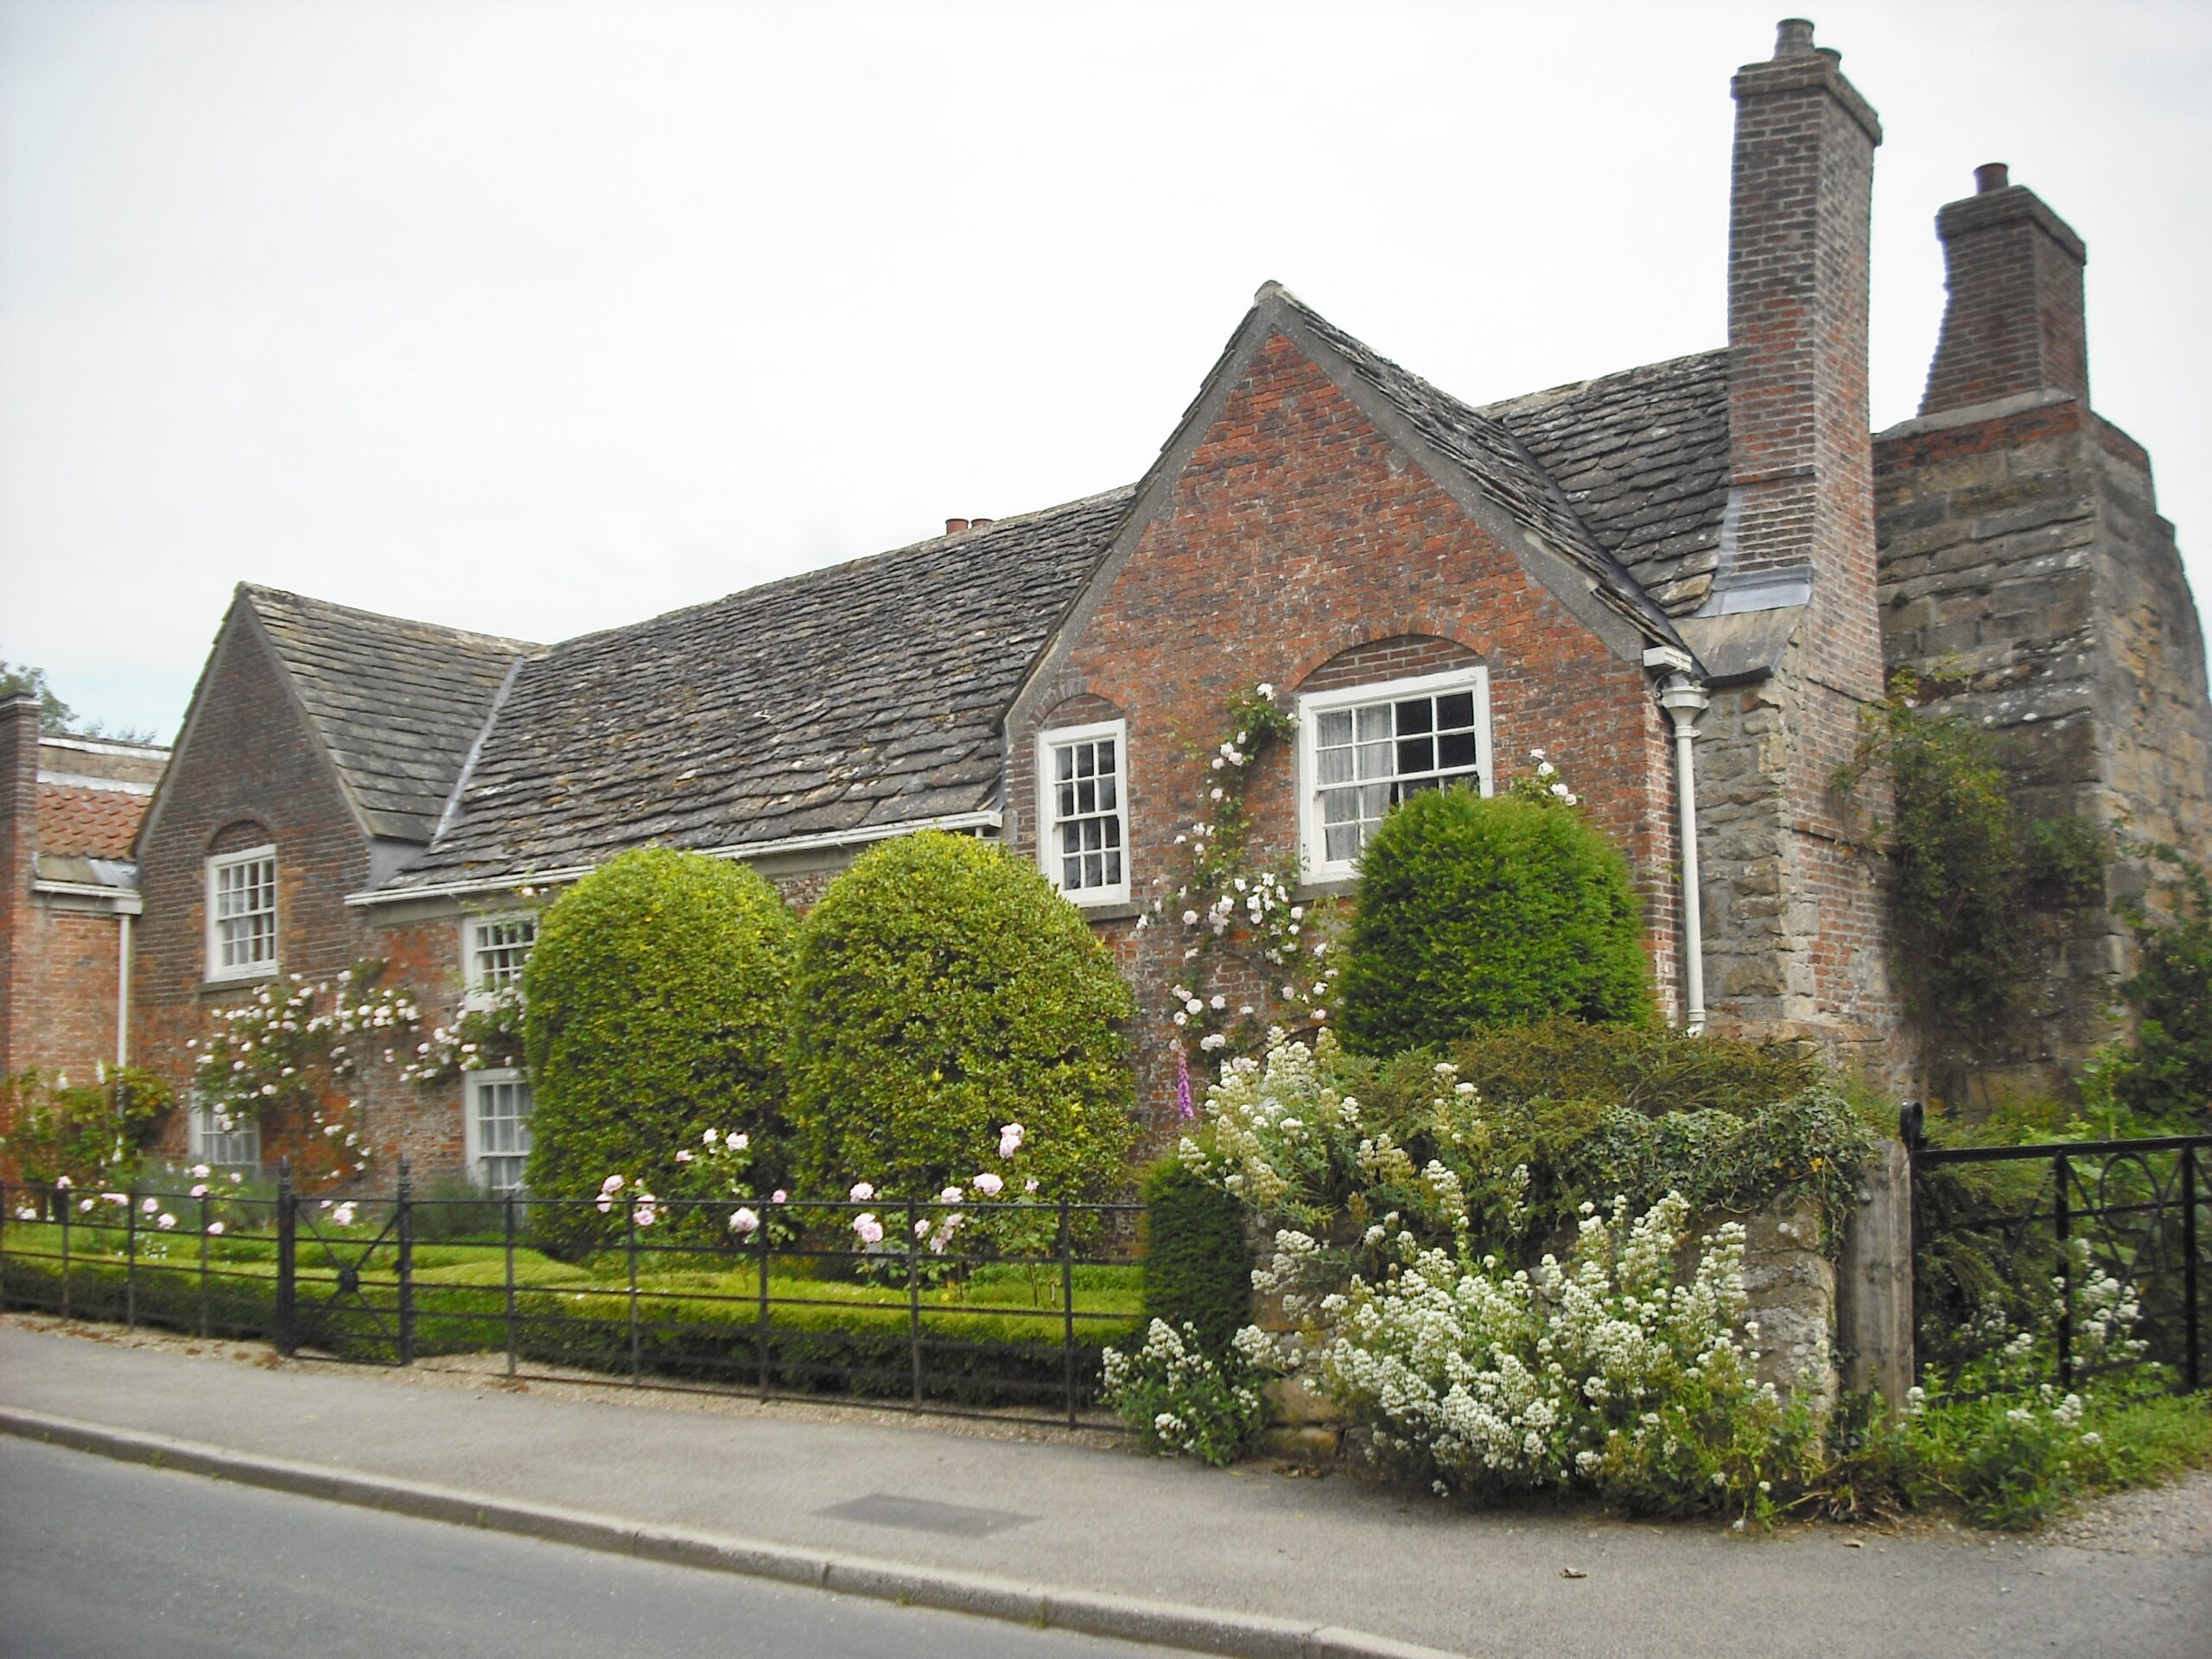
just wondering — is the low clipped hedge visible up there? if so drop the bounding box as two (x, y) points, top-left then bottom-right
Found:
(0, 1239), (1144, 1410)
(1337, 789), (1651, 1052)
(1140, 1159), (1252, 1354)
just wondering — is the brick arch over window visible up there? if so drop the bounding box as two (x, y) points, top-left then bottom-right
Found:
(1294, 633), (1484, 696)
(208, 818), (274, 856)
(1040, 691), (1124, 728)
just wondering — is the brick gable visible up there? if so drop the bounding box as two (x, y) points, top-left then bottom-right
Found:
(1010, 327), (1680, 1141)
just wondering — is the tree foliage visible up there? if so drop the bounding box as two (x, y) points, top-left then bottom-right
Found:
(785, 832), (1135, 1202)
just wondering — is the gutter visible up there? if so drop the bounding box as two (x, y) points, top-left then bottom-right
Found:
(345, 810), (1004, 908)
(32, 880), (143, 913)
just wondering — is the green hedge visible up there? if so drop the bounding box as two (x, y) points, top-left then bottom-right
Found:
(1336, 789), (1650, 1052)
(1140, 1159), (1252, 1353)
(523, 848), (796, 1254)
(785, 832), (1135, 1202)
(0, 1247), (1143, 1410)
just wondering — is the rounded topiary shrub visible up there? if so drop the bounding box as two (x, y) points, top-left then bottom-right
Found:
(785, 831), (1135, 1202)
(1336, 787), (1650, 1052)
(522, 848), (795, 1249)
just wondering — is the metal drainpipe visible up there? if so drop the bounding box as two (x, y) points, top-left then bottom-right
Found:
(116, 909), (131, 1068)
(1659, 676), (1711, 1033)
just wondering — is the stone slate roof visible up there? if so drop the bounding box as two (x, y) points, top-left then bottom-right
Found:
(244, 587), (538, 843)
(1268, 288), (1691, 648)
(377, 488), (1136, 892)
(37, 783), (148, 859)
(1484, 350), (1733, 619)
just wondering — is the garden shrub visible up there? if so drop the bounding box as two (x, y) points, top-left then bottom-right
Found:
(1336, 786), (1649, 1052)
(523, 848), (795, 1252)
(1271, 1191), (1820, 1516)
(1102, 1319), (1279, 1465)
(1182, 1029), (1873, 1268)
(0, 1067), (173, 1192)
(2108, 857), (2212, 1132)
(1446, 1019), (1820, 1118)
(1140, 1157), (1253, 1354)
(785, 832), (1135, 1202)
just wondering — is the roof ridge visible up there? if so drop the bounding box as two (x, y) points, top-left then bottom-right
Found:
(540, 483), (1138, 658)
(239, 583), (542, 657)
(1480, 346), (1732, 413)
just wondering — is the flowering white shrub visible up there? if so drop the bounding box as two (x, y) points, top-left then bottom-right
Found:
(1102, 1319), (1281, 1466)
(1295, 1192), (1817, 1515)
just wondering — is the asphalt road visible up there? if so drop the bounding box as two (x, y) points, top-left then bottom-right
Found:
(0, 1437), (1176, 1659)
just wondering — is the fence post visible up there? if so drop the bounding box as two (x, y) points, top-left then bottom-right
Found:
(626, 1205), (640, 1388)
(1060, 1199), (1076, 1429)
(124, 1185), (137, 1330)
(275, 1159), (296, 1357)
(1839, 1139), (1915, 1408)
(908, 1199), (923, 1406)
(396, 1155), (415, 1367)
(0, 1179), (8, 1313)
(59, 1182), (72, 1319)
(2055, 1150), (2073, 1390)
(2184, 1145), (2201, 1394)
(504, 1192), (518, 1379)
(199, 1192), (211, 1339)
(756, 1212), (771, 1402)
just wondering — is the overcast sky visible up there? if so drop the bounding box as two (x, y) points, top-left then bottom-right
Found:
(3, 0), (2208, 741)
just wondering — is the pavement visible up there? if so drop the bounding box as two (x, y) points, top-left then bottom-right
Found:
(3, 1314), (2209, 1658)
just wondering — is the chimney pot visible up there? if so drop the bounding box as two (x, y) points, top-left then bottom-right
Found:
(944, 518), (969, 536)
(1775, 17), (1815, 56)
(969, 517), (994, 529)
(1974, 161), (2010, 194)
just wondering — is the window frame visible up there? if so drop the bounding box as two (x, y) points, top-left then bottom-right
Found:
(461, 910), (538, 1010)
(463, 1068), (534, 1195)
(203, 844), (279, 983)
(1034, 716), (1132, 906)
(188, 1101), (262, 1170)
(1295, 665), (1493, 882)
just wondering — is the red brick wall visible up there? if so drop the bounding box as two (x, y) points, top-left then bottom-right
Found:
(134, 607), (391, 1166)
(1008, 330), (1679, 1146)
(1921, 179), (2089, 416)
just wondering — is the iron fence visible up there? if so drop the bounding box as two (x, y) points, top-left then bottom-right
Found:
(0, 1160), (1147, 1430)
(1909, 1125), (2208, 1394)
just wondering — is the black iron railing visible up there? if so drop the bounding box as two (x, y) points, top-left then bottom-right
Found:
(0, 1160), (1147, 1430)
(1909, 1122), (2208, 1394)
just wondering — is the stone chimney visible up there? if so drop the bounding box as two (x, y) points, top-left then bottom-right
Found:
(1919, 163), (2089, 416)
(1723, 17), (1885, 698)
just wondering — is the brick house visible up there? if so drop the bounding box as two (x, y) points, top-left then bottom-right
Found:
(0, 695), (168, 1104)
(113, 19), (2212, 1188)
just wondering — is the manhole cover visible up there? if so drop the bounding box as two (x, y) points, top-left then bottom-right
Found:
(815, 1493), (1036, 1537)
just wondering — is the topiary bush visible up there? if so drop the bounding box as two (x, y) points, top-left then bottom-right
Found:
(785, 831), (1135, 1202)
(1335, 787), (1650, 1052)
(1140, 1157), (1253, 1353)
(522, 848), (795, 1252)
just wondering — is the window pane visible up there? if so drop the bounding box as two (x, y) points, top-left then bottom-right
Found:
(1316, 709), (1352, 747)
(1395, 698), (1433, 735)
(1437, 730), (1477, 772)
(1397, 734), (1435, 774)
(1437, 691), (1476, 730)
(1355, 704), (1393, 743)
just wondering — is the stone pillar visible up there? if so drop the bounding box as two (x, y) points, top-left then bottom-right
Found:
(1836, 1139), (1914, 1408)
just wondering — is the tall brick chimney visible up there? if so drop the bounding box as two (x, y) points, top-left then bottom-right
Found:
(1722, 17), (1885, 698)
(1918, 163), (2089, 416)
(0, 693), (41, 1078)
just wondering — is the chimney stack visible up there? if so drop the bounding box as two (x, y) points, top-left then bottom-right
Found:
(1918, 166), (2089, 416)
(1723, 17), (1884, 693)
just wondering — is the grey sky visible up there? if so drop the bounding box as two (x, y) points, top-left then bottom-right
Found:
(3, 0), (2207, 741)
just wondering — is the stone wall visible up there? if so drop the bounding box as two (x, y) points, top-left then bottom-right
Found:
(1876, 394), (2212, 1098)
